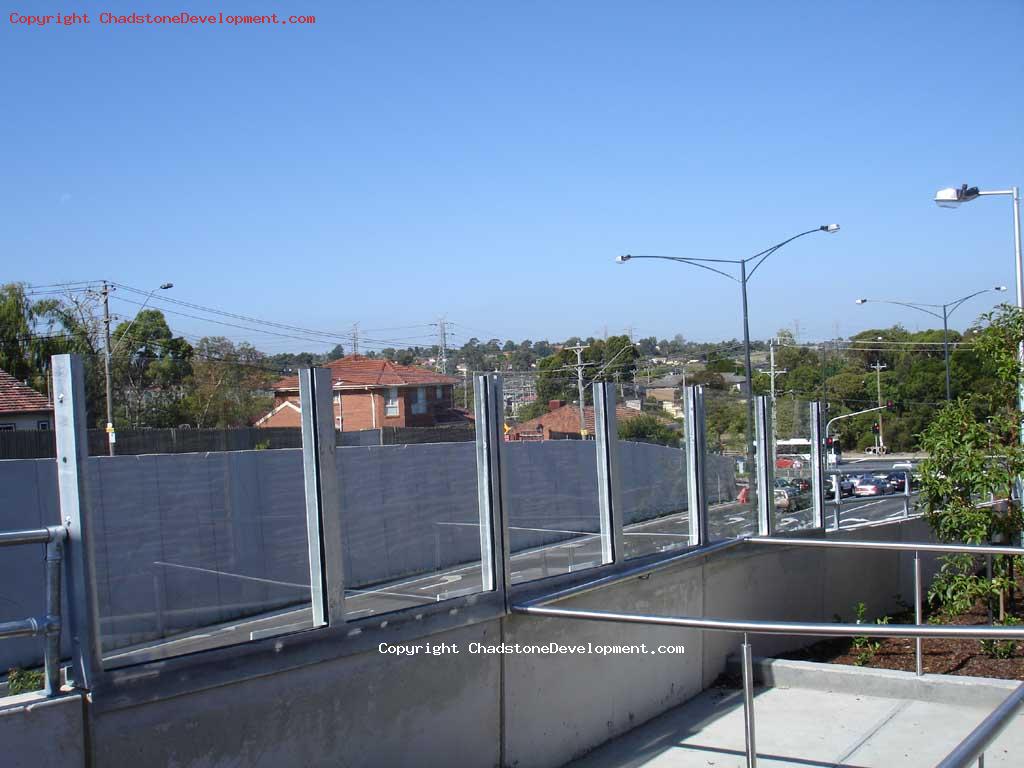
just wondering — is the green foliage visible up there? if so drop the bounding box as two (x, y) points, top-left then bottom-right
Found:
(617, 413), (679, 446)
(6, 667), (43, 695)
(851, 602), (888, 666)
(980, 615), (1021, 659)
(535, 336), (638, 406)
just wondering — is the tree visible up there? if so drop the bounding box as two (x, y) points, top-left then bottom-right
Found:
(618, 414), (679, 447)
(110, 310), (193, 428)
(183, 338), (275, 428)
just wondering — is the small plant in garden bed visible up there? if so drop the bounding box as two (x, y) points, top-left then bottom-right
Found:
(980, 615), (1022, 660)
(851, 602), (890, 666)
(6, 667), (44, 695)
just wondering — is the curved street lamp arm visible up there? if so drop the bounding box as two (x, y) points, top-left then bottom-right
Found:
(945, 289), (1001, 318)
(857, 299), (944, 320)
(745, 228), (822, 280)
(623, 255), (739, 282)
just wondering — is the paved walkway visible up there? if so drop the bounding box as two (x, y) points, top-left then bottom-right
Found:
(566, 683), (1023, 767)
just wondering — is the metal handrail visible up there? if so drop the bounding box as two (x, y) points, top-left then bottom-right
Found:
(0, 525), (67, 697)
(936, 682), (1024, 768)
(514, 533), (1024, 768)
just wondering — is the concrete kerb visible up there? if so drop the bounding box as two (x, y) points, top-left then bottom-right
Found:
(727, 656), (1021, 709)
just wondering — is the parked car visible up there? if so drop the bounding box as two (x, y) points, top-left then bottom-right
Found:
(774, 488), (792, 510)
(853, 478), (892, 496)
(886, 471), (907, 492)
(826, 476), (854, 497)
(789, 477), (811, 492)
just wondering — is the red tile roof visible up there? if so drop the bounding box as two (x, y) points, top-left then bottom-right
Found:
(0, 369), (52, 414)
(510, 404), (645, 437)
(273, 355), (460, 392)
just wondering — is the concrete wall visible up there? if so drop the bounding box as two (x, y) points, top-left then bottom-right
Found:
(0, 692), (86, 768)
(66, 518), (936, 768)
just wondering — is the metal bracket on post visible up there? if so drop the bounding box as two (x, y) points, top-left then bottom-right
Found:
(476, 374), (511, 603)
(810, 402), (826, 529)
(755, 396), (775, 537)
(685, 386), (709, 547)
(594, 382), (624, 564)
(53, 354), (103, 689)
(299, 367), (346, 627)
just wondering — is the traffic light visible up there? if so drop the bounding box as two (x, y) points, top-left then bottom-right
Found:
(872, 422), (880, 435)
(825, 437), (834, 447)
(885, 400), (895, 412)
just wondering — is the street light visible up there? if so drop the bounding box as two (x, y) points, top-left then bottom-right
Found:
(854, 287), (1007, 400)
(617, 224), (840, 492)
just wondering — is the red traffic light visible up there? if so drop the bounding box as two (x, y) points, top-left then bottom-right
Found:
(885, 400), (896, 412)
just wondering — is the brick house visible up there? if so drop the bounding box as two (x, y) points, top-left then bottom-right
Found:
(256, 355), (461, 432)
(508, 400), (646, 441)
(0, 368), (53, 431)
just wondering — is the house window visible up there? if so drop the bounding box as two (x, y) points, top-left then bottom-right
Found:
(37, 420), (49, 430)
(412, 386), (427, 415)
(385, 388), (399, 417)
(435, 385), (443, 401)
(0, 424), (14, 431)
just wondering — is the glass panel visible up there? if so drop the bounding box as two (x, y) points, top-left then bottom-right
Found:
(703, 388), (757, 539)
(87, 351), (313, 668)
(617, 379), (690, 559)
(336, 388), (483, 620)
(772, 395), (815, 531)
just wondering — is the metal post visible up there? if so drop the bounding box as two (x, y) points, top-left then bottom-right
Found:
(987, 555), (994, 624)
(740, 262), (756, 502)
(754, 397), (774, 536)
(299, 367), (346, 627)
(915, 550), (923, 676)
(53, 354), (103, 689)
(43, 534), (64, 696)
(741, 632), (758, 768)
(476, 374), (511, 603)
(833, 478), (842, 531)
(903, 471), (911, 518)
(685, 386), (709, 547)
(1014, 187), (1024, 509)
(594, 382), (624, 564)
(943, 306), (952, 401)
(809, 402), (825, 529)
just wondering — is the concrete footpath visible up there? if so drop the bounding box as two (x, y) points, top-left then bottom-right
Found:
(565, 660), (1023, 768)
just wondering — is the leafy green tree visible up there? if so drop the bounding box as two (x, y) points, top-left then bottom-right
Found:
(618, 413), (679, 447)
(183, 337), (274, 428)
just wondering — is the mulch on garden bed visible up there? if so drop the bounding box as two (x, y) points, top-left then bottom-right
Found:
(778, 601), (1024, 681)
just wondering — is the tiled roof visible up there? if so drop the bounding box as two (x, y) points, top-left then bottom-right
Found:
(0, 369), (52, 414)
(273, 355), (460, 391)
(510, 404), (645, 436)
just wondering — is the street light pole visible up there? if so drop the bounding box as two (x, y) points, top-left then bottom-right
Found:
(855, 286), (1006, 401)
(617, 224), (840, 487)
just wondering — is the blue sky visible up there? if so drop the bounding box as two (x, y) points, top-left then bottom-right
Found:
(4, 1), (1023, 353)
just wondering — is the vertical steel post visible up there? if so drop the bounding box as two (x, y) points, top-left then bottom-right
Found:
(685, 386), (708, 547)
(809, 402), (825, 529)
(833, 476), (842, 530)
(755, 397), (775, 537)
(53, 355), (103, 689)
(43, 534), (64, 696)
(476, 375), (511, 604)
(594, 383), (624, 564)
(915, 550), (923, 676)
(742, 632), (758, 768)
(903, 471), (911, 518)
(299, 367), (346, 627)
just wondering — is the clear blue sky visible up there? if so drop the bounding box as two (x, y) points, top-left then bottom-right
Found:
(4, 1), (1023, 353)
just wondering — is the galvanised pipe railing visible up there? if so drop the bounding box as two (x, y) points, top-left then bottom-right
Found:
(0, 525), (67, 697)
(936, 681), (1024, 768)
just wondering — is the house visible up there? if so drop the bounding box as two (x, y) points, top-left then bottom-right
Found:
(720, 372), (750, 394)
(256, 355), (461, 432)
(644, 373), (686, 403)
(507, 400), (647, 441)
(0, 368), (53, 431)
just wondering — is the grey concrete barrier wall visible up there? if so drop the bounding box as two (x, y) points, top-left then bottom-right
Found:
(0, 440), (736, 666)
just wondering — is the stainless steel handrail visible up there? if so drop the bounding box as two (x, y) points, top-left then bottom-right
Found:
(0, 525), (67, 697)
(749, 536), (1024, 557)
(936, 682), (1024, 768)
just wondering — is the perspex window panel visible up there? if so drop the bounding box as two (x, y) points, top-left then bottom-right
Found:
(92, 447), (314, 668)
(773, 396), (815, 531)
(703, 389), (757, 540)
(336, 430), (487, 619)
(505, 438), (606, 584)
(618, 413), (690, 559)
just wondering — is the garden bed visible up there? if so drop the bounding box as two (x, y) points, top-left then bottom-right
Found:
(778, 599), (1024, 681)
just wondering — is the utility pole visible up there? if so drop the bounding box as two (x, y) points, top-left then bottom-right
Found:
(351, 323), (360, 356)
(768, 338), (786, 465)
(435, 316), (450, 374)
(101, 281), (115, 456)
(871, 361), (888, 451)
(566, 344), (591, 436)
